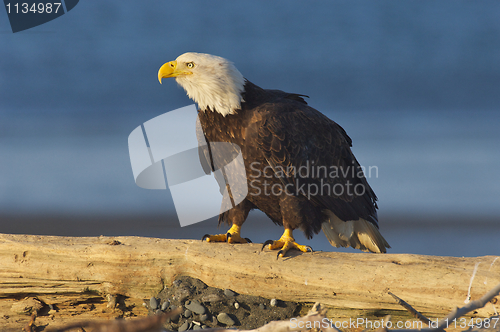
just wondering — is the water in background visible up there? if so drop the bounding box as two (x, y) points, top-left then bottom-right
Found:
(0, 1), (499, 257)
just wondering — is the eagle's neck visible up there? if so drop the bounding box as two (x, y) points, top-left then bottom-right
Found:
(176, 68), (245, 117)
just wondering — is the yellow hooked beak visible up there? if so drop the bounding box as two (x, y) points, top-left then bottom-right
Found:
(158, 60), (192, 84)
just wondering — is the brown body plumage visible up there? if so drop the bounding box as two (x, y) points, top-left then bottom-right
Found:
(159, 53), (390, 255)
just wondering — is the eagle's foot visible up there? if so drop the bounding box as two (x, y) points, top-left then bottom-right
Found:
(202, 233), (228, 242)
(202, 225), (251, 244)
(261, 230), (313, 258)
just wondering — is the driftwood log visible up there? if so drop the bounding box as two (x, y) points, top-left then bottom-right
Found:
(0, 233), (499, 330)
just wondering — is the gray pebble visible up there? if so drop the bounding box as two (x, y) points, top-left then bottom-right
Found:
(185, 300), (206, 315)
(149, 297), (158, 310)
(223, 289), (236, 297)
(173, 279), (182, 287)
(199, 314), (208, 321)
(201, 293), (223, 302)
(217, 312), (235, 326)
(270, 298), (278, 307)
(178, 321), (190, 332)
(201, 325), (208, 329)
(161, 301), (169, 311)
(234, 302), (239, 309)
(184, 309), (192, 318)
(193, 325), (202, 330)
(259, 303), (266, 310)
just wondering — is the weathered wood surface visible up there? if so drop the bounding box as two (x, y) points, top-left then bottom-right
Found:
(0, 233), (499, 320)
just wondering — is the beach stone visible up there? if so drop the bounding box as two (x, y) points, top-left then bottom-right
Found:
(185, 300), (205, 315)
(149, 276), (299, 330)
(178, 321), (190, 332)
(270, 299), (278, 307)
(217, 312), (235, 326)
(201, 293), (222, 302)
(223, 289), (236, 297)
(259, 303), (266, 310)
(184, 309), (192, 318)
(149, 297), (158, 310)
(193, 324), (202, 330)
(161, 301), (169, 311)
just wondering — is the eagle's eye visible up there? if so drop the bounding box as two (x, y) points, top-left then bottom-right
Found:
(186, 62), (194, 69)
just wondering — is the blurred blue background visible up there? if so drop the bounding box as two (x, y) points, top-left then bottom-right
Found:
(1, 1), (499, 256)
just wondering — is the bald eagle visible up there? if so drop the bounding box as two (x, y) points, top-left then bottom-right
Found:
(158, 52), (390, 257)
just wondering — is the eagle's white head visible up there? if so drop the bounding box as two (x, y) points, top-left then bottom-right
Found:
(158, 52), (245, 116)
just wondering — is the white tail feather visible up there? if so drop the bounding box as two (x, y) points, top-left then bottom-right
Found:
(322, 210), (390, 253)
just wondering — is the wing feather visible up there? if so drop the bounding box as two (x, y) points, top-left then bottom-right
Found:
(256, 100), (379, 226)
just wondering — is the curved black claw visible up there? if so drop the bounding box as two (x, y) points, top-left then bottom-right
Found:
(226, 233), (251, 243)
(202, 234), (211, 242)
(261, 240), (274, 251)
(276, 246), (314, 259)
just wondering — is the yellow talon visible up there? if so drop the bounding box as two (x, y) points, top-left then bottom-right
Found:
(205, 234), (227, 242)
(262, 229), (313, 258)
(202, 225), (251, 244)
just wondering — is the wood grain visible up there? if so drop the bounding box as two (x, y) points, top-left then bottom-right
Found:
(0, 233), (498, 330)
